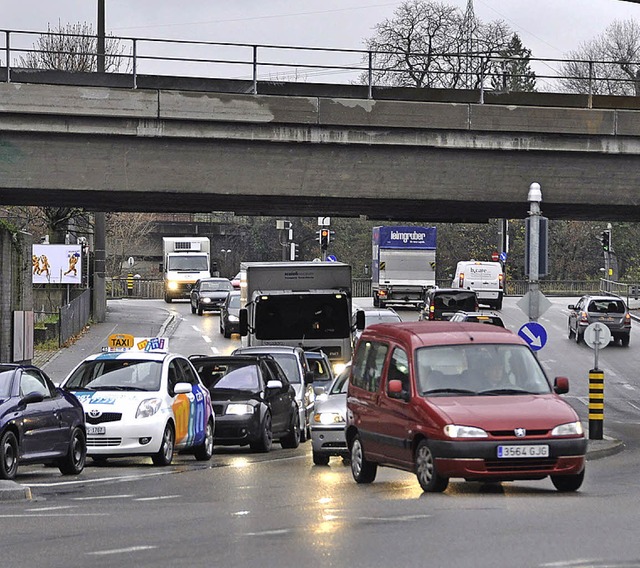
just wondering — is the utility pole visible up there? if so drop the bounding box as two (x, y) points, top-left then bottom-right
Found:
(527, 182), (542, 322)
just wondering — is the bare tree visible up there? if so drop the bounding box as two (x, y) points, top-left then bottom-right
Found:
(105, 213), (156, 278)
(18, 21), (129, 73)
(560, 19), (640, 96)
(362, 0), (519, 90)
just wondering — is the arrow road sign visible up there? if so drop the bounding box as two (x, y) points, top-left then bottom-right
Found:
(518, 321), (548, 351)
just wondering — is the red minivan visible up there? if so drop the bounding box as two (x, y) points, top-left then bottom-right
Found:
(346, 321), (587, 493)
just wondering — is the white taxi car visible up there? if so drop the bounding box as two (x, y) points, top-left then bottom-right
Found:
(60, 336), (214, 465)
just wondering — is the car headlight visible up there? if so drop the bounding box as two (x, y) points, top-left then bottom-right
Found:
(551, 421), (584, 436)
(202, 297), (212, 303)
(167, 281), (179, 291)
(136, 398), (162, 419)
(444, 424), (488, 438)
(228, 315), (239, 322)
(314, 412), (345, 425)
(226, 403), (254, 415)
(332, 362), (347, 375)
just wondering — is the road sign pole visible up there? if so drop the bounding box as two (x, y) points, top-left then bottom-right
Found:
(527, 183), (542, 322)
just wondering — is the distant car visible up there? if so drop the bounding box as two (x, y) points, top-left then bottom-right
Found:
(60, 339), (215, 465)
(449, 311), (505, 327)
(568, 294), (631, 346)
(310, 363), (350, 465)
(0, 363), (86, 480)
(219, 291), (242, 338)
(352, 307), (402, 344)
(189, 355), (300, 452)
(190, 277), (234, 316)
(305, 350), (334, 391)
(232, 345), (314, 442)
(230, 272), (241, 289)
(419, 288), (479, 321)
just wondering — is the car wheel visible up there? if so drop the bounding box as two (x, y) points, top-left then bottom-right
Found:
(350, 434), (377, 484)
(313, 451), (330, 466)
(152, 424), (175, 466)
(0, 430), (19, 480)
(621, 335), (630, 347)
(250, 413), (273, 453)
(219, 319), (224, 335)
(280, 411), (301, 449)
(415, 439), (448, 493)
(495, 299), (503, 310)
(373, 296), (380, 308)
(551, 469), (585, 492)
(164, 294), (172, 304)
(568, 322), (574, 339)
(58, 427), (87, 475)
(575, 329), (582, 344)
(223, 322), (231, 339)
(194, 419), (214, 461)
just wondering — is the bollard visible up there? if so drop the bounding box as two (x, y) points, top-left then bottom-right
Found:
(127, 272), (134, 296)
(588, 368), (604, 440)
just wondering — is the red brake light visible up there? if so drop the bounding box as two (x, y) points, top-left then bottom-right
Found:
(459, 273), (465, 288)
(498, 273), (504, 289)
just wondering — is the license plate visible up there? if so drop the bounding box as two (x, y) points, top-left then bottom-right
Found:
(497, 445), (549, 458)
(87, 426), (106, 435)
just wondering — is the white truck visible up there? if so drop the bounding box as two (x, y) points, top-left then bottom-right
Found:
(162, 237), (211, 303)
(371, 225), (437, 309)
(451, 260), (504, 310)
(238, 261), (354, 371)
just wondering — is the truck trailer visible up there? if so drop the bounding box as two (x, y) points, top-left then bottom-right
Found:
(162, 237), (211, 303)
(372, 226), (437, 309)
(238, 261), (353, 371)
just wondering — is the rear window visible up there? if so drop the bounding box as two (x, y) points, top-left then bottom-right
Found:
(432, 291), (477, 312)
(587, 299), (626, 314)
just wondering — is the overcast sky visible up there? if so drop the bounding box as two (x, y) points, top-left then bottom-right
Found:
(4, 1), (640, 75)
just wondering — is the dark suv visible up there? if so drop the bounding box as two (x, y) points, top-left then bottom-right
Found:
(568, 294), (631, 346)
(419, 288), (479, 321)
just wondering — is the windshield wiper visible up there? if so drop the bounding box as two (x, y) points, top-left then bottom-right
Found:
(87, 385), (148, 391)
(477, 388), (530, 395)
(423, 388), (476, 395)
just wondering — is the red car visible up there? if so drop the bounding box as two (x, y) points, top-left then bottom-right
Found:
(346, 321), (586, 493)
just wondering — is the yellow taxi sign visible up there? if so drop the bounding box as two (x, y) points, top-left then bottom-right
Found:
(108, 334), (135, 349)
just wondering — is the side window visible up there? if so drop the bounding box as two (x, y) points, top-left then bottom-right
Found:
(167, 360), (184, 395)
(266, 361), (288, 387)
(387, 348), (410, 398)
(351, 340), (389, 393)
(20, 370), (52, 398)
(176, 358), (199, 386)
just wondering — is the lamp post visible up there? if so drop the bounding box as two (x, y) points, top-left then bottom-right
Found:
(527, 182), (542, 322)
(220, 249), (231, 276)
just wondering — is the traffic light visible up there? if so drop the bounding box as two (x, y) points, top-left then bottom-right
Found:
(319, 228), (330, 251)
(599, 230), (611, 252)
(289, 242), (299, 260)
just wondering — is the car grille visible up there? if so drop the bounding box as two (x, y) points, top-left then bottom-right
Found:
(488, 429), (549, 437)
(85, 412), (123, 425)
(484, 458), (557, 472)
(87, 437), (122, 447)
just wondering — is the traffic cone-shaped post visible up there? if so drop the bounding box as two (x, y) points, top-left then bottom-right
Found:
(588, 368), (604, 440)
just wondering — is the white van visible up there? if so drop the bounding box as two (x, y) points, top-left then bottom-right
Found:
(451, 261), (504, 310)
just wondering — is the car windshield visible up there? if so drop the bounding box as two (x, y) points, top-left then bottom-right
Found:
(64, 359), (162, 391)
(365, 313), (402, 325)
(228, 294), (241, 309)
(416, 344), (551, 396)
(168, 255), (209, 271)
(195, 361), (261, 392)
(201, 281), (232, 292)
(0, 368), (14, 398)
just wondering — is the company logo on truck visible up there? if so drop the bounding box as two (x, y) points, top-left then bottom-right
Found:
(284, 270), (315, 281)
(390, 230), (428, 244)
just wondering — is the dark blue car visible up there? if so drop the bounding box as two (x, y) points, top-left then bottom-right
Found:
(0, 364), (86, 480)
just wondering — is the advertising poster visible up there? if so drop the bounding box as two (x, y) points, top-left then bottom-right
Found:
(32, 244), (82, 284)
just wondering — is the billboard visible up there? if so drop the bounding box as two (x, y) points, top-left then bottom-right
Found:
(32, 244), (82, 284)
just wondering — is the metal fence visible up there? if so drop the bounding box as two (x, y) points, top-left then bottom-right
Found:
(59, 288), (91, 345)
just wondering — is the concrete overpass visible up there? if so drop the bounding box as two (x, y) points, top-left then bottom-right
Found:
(2, 71), (640, 222)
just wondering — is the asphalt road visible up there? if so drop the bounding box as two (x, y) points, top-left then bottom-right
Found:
(4, 297), (638, 568)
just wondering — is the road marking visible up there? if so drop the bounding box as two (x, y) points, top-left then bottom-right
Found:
(203, 335), (211, 343)
(72, 495), (135, 501)
(134, 495), (181, 501)
(25, 505), (76, 512)
(210, 346), (219, 354)
(27, 470), (176, 488)
(87, 546), (157, 556)
(191, 325), (200, 332)
(0, 513), (109, 518)
(244, 529), (291, 536)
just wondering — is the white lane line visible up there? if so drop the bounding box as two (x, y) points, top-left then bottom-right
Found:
(210, 346), (219, 354)
(72, 495), (135, 501)
(27, 470), (175, 488)
(0, 513), (109, 518)
(134, 495), (181, 501)
(87, 546), (157, 556)
(203, 336), (211, 343)
(25, 505), (76, 512)
(191, 325), (200, 332)
(244, 529), (291, 537)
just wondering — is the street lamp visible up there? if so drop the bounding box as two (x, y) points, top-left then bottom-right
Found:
(527, 182), (542, 321)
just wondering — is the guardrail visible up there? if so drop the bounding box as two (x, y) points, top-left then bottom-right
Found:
(3, 28), (640, 100)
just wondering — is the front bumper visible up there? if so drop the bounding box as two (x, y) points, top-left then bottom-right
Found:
(311, 425), (349, 457)
(86, 418), (166, 456)
(429, 437), (587, 481)
(213, 414), (262, 445)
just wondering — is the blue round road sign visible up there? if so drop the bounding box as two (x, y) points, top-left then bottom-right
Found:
(326, 254), (337, 262)
(518, 322), (547, 351)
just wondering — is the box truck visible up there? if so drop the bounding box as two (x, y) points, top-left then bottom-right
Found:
(372, 226), (437, 309)
(162, 237), (211, 303)
(238, 261), (353, 371)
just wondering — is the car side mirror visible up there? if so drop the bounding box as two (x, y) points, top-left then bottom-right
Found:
(568, 305), (575, 310)
(174, 382), (192, 395)
(387, 379), (409, 401)
(266, 380), (283, 391)
(554, 376), (569, 394)
(20, 391), (45, 406)
(304, 371), (315, 385)
(355, 310), (366, 331)
(239, 309), (248, 336)
(314, 385), (326, 396)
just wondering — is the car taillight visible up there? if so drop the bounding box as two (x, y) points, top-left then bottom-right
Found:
(379, 289), (387, 298)
(579, 311), (589, 323)
(498, 273), (504, 289)
(459, 274), (465, 288)
(625, 313), (631, 326)
(429, 303), (435, 320)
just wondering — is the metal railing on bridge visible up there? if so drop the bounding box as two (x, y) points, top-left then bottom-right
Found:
(3, 28), (640, 103)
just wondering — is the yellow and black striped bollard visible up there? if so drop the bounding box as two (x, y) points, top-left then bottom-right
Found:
(588, 368), (604, 440)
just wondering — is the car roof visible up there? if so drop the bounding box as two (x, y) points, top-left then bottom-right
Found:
(582, 294), (624, 301)
(235, 346), (302, 355)
(200, 277), (232, 282)
(304, 351), (329, 359)
(77, 351), (174, 362)
(359, 321), (521, 349)
(189, 354), (271, 363)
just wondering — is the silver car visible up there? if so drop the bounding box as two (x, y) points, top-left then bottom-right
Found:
(310, 363), (350, 465)
(568, 294), (631, 346)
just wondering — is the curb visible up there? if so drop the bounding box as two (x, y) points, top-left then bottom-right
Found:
(0, 480), (32, 501)
(586, 437), (625, 461)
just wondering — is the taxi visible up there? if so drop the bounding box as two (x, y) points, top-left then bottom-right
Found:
(60, 335), (214, 465)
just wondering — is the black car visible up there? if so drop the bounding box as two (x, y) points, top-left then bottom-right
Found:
(0, 363), (86, 480)
(568, 294), (632, 346)
(219, 290), (242, 338)
(419, 288), (479, 321)
(190, 278), (234, 315)
(189, 355), (300, 452)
